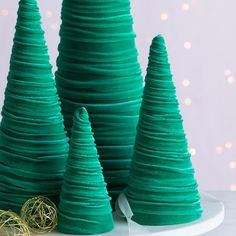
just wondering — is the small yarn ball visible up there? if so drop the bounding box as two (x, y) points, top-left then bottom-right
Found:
(21, 196), (57, 234)
(0, 210), (30, 236)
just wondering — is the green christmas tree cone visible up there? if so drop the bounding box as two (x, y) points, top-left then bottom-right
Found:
(55, 0), (143, 205)
(58, 107), (114, 235)
(125, 35), (202, 225)
(0, 0), (69, 212)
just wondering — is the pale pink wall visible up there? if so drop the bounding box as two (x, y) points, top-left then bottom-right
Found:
(1, 0), (236, 191)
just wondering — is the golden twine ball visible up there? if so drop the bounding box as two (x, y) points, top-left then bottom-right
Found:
(0, 210), (30, 236)
(20, 196), (57, 234)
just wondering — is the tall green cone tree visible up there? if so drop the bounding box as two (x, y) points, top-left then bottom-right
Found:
(55, 0), (143, 205)
(0, 0), (69, 212)
(58, 107), (114, 235)
(125, 35), (202, 225)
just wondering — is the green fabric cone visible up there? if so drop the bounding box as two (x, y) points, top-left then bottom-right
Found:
(0, 0), (69, 213)
(58, 107), (114, 235)
(125, 35), (202, 225)
(55, 0), (143, 205)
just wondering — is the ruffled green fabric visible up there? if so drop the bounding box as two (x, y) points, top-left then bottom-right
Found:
(55, 0), (143, 205)
(58, 107), (114, 235)
(125, 35), (202, 225)
(0, 0), (69, 213)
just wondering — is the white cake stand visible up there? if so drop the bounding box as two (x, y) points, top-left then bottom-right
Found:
(42, 192), (224, 236)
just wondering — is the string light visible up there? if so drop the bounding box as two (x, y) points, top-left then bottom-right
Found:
(189, 148), (196, 156)
(184, 98), (192, 106)
(182, 79), (190, 87)
(225, 141), (233, 149)
(224, 69), (231, 76)
(184, 41), (192, 49)
(182, 3), (190, 11)
(229, 161), (236, 169)
(46, 11), (53, 18)
(0, 9), (9, 16)
(216, 146), (223, 154)
(230, 184), (236, 192)
(160, 12), (168, 21)
(227, 76), (235, 84)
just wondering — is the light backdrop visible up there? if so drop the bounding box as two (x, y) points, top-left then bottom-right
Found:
(1, 0), (236, 191)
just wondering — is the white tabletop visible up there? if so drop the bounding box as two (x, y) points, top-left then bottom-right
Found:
(202, 191), (236, 235)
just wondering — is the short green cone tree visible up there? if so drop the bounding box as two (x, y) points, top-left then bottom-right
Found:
(125, 35), (202, 225)
(0, 0), (69, 212)
(55, 0), (143, 205)
(58, 107), (114, 234)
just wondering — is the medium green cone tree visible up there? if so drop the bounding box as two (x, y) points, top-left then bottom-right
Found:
(0, 0), (69, 212)
(58, 107), (114, 234)
(125, 35), (202, 225)
(55, 0), (143, 205)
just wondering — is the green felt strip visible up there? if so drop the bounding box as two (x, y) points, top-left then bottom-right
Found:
(55, 0), (143, 205)
(125, 35), (202, 225)
(0, 0), (68, 213)
(58, 107), (114, 235)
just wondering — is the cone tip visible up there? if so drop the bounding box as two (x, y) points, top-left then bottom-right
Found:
(20, 0), (36, 2)
(19, 0), (37, 4)
(152, 34), (165, 44)
(74, 107), (89, 121)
